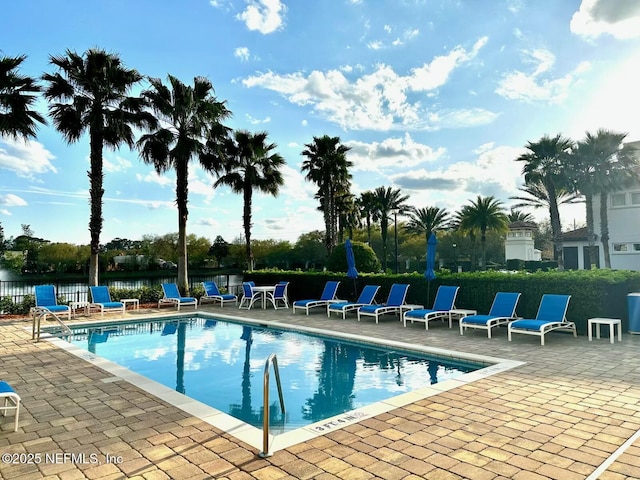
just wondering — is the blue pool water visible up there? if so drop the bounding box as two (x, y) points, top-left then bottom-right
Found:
(67, 316), (481, 432)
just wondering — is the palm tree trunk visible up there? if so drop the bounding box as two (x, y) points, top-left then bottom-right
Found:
(176, 158), (189, 294)
(88, 127), (104, 287)
(480, 228), (487, 270)
(585, 192), (597, 268)
(243, 185), (254, 271)
(600, 192), (611, 268)
(381, 216), (388, 271)
(546, 182), (564, 271)
(366, 215), (372, 245)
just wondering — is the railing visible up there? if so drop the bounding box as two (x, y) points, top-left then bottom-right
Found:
(31, 309), (72, 342)
(259, 353), (286, 458)
(0, 273), (243, 309)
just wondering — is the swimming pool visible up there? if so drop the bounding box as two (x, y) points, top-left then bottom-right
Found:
(45, 312), (523, 453)
(64, 316), (479, 432)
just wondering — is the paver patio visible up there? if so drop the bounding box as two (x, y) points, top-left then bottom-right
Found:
(1, 304), (639, 479)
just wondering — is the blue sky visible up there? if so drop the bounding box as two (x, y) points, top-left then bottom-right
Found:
(2, 0), (640, 245)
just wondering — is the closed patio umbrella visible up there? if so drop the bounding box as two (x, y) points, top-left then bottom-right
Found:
(425, 233), (437, 304)
(346, 238), (358, 299)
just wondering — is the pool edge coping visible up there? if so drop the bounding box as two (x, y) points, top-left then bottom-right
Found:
(38, 310), (525, 454)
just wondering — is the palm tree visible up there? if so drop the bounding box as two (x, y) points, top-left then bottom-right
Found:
(404, 206), (451, 243)
(516, 134), (574, 270)
(507, 208), (535, 223)
(456, 196), (508, 270)
(371, 186), (409, 272)
(301, 135), (352, 254)
(138, 74), (230, 293)
(1, 54), (46, 139)
(358, 190), (378, 245)
(213, 130), (285, 271)
(570, 129), (639, 268)
(43, 48), (155, 286)
(336, 192), (358, 242)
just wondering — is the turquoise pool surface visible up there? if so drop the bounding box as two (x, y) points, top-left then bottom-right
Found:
(67, 316), (481, 432)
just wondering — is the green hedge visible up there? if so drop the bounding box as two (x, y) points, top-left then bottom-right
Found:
(245, 269), (640, 335)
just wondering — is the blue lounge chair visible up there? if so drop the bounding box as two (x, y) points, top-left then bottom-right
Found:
(33, 285), (71, 321)
(200, 281), (238, 307)
(292, 281), (341, 315)
(158, 283), (197, 311)
(327, 285), (380, 319)
(459, 292), (521, 338)
(89, 286), (126, 317)
(0, 381), (21, 432)
(239, 282), (263, 310)
(267, 282), (290, 309)
(403, 285), (459, 329)
(357, 284), (409, 323)
(508, 294), (575, 345)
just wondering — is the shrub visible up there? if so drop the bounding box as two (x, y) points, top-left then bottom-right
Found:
(326, 241), (381, 274)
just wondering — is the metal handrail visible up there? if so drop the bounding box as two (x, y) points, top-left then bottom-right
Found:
(32, 308), (72, 341)
(259, 353), (286, 458)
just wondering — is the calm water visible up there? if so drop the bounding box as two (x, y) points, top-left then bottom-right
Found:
(67, 316), (480, 432)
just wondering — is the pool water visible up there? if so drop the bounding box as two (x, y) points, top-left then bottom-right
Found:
(67, 316), (481, 432)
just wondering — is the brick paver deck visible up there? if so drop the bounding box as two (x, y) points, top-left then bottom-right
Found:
(1, 305), (639, 479)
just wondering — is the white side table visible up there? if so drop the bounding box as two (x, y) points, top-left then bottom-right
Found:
(400, 304), (424, 322)
(70, 301), (90, 318)
(450, 309), (477, 329)
(121, 299), (140, 311)
(588, 317), (622, 344)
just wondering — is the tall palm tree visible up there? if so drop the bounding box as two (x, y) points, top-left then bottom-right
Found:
(371, 186), (409, 271)
(404, 206), (451, 243)
(358, 190), (378, 245)
(213, 130), (285, 271)
(456, 196), (508, 270)
(336, 192), (358, 242)
(516, 134), (574, 270)
(570, 129), (639, 268)
(138, 74), (230, 293)
(301, 135), (352, 254)
(43, 48), (154, 286)
(1, 54), (46, 139)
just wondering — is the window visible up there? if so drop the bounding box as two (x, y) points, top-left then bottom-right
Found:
(634, 244), (640, 251)
(611, 194), (626, 207)
(613, 243), (628, 252)
(631, 192), (640, 205)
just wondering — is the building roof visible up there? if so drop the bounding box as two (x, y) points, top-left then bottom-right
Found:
(508, 221), (537, 230)
(562, 226), (589, 241)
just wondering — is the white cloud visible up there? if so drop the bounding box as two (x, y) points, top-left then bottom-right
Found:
(245, 114), (271, 124)
(367, 40), (383, 50)
(392, 144), (526, 211)
(0, 137), (57, 180)
(237, 0), (286, 34)
(346, 133), (446, 172)
(0, 194), (28, 207)
(571, 0), (640, 39)
(104, 155), (133, 173)
(136, 171), (173, 187)
(234, 47), (250, 61)
(242, 37), (496, 131)
(496, 49), (592, 103)
(404, 28), (419, 40)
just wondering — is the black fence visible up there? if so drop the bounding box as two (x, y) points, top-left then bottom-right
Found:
(0, 274), (243, 306)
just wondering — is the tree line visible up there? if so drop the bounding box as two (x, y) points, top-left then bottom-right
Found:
(2, 50), (639, 293)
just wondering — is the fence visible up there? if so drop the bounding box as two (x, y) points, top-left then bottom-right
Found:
(0, 274), (243, 307)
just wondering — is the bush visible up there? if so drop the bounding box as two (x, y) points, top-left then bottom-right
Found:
(326, 241), (381, 274)
(247, 268), (640, 335)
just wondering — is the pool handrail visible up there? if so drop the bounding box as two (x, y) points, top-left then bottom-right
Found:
(259, 353), (286, 458)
